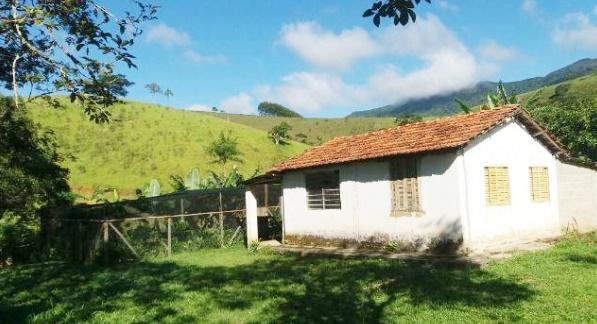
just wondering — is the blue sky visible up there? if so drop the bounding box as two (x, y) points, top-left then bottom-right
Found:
(115, 0), (597, 117)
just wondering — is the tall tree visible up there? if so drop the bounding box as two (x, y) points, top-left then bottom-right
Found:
(163, 88), (173, 100)
(145, 83), (162, 96)
(1, 0), (158, 121)
(364, 0), (431, 27)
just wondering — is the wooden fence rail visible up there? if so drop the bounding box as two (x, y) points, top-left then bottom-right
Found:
(63, 208), (247, 263)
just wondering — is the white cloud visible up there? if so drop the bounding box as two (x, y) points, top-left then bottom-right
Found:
(145, 23), (191, 47)
(185, 104), (212, 112)
(437, 0), (459, 12)
(219, 92), (255, 114)
(258, 15), (483, 113)
(183, 50), (226, 64)
(522, 0), (537, 14)
(255, 72), (368, 112)
(280, 22), (381, 71)
(552, 13), (597, 50)
(145, 23), (224, 65)
(477, 40), (520, 62)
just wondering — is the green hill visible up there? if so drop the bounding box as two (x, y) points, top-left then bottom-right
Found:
(199, 112), (397, 145)
(350, 58), (597, 117)
(26, 100), (309, 197)
(519, 73), (597, 105)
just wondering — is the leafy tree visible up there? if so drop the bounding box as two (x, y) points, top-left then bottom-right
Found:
(0, 98), (71, 262)
(258, 102), (303, 118)
(205, 131), (243, 166)
(268, 122), (293, 145)
(211, 107), (219, 112)
(1, 1), (158, 121)
(527, 98), (597, 162)
(163, 88), (174, 100)
(394, 115), (423, 125)
(364, 0), (431, 27)
(145, 83), (162, 96)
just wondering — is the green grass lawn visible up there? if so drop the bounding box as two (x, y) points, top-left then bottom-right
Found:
(1, 233), (595, 323)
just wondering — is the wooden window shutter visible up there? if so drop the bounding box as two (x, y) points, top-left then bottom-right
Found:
(390, 157), (420, 214)
(484, 167), (510, 206)
(529, 167), (550, 202)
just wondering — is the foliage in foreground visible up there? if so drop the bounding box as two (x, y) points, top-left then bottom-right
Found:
(0, 233), (595, 323)
(0, 99), (72, 264)
(2, 0), (156, 120)
(527, 98), (597, 162)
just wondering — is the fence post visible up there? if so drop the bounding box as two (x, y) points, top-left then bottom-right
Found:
(219, 190), (224, 247)
(167, 217), (172, 257)
(78, 221), (83, 263)
(103, 221), (109, 264)
(245, 188), (258, 246)
(280, 196), (285, 245)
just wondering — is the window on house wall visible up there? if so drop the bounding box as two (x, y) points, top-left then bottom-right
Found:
(390, 157), (420, 216)
(529, 167), (550, 202)
(306, 170), (341, 210)
(485, 167), (510, 206)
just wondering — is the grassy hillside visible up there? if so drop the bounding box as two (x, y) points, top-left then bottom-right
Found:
(26, 100), (309, 197)
(200, 112), (396, 145)
(519, 73), (597, 105)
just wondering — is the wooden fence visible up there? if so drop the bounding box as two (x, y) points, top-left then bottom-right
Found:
(58, 185), (280, 263)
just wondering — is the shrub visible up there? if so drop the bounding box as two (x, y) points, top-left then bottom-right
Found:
(0, 99), (72, 264)
(0, 212), (40, 264)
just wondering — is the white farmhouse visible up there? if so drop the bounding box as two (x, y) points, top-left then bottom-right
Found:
(245, 105), (597, 252)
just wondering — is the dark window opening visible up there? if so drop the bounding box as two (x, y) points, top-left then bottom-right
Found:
(306, 170), (341, 210)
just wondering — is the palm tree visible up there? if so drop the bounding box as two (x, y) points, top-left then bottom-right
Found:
(163, 88), (173, 100)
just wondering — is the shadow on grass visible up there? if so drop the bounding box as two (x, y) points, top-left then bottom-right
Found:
(0, 253), (535, 323)
(567, 253), (597, 264)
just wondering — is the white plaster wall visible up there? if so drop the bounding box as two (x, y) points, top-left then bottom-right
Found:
(282, 166), (357, 238)
(281, 151), (463, 244)
(556, 161), (597, 232)
(461, 119), (561, 249)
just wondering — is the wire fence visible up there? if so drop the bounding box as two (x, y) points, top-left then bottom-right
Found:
(56, 185), (281, 264)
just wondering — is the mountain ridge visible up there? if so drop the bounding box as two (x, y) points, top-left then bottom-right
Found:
(348, 58), (597, 117)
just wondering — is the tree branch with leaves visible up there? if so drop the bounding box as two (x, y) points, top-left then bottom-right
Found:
(1, 0), (158, 122)
(363, 0), (431, 27)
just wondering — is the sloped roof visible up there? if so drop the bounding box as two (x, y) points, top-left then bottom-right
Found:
(269, 105), (570, 173)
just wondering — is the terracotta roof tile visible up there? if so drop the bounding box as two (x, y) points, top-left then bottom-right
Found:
(271, 105), (522, 172)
